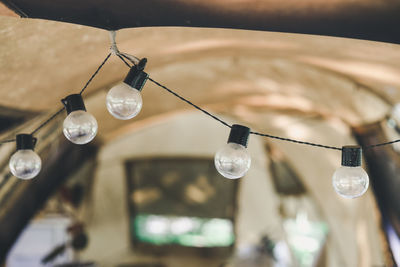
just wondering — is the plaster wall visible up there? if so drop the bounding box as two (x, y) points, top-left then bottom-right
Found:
(80, 111), (385, 267)
(80, 112), (282, 266)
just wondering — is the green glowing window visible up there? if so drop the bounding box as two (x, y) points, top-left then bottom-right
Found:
(134, 214), (234, 247)
(125, 158), (237, 248)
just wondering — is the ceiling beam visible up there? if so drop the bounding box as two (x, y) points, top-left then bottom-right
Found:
(0, 139), (98, 262)
(0, 1), (19, 17)
(1, 0), (400, 44)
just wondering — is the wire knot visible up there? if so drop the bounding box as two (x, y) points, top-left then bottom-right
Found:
(109, 31), (120, 56)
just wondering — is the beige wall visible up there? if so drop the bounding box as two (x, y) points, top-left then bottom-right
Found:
(80, 111), (385, 267)
(80, 112), (283, 266)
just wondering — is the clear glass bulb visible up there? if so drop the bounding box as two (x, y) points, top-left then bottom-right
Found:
(106, 83), (143, 120)
(63, 110), (98, 145)
(332, 166), (369, 198)
(9, 149), (41, 180)
(214, 143), (251, 179)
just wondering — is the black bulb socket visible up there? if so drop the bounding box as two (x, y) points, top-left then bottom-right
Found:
(227, 124), (250, 148)
(341, 146), (362, 167)
(16, 134), (37, 150)
(123, 58), (149, 92)
(62, 94), (86, 115)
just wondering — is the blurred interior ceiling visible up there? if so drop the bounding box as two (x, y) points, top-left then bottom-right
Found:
(0, 1), (399, 144)
(0, 2), (399, 264)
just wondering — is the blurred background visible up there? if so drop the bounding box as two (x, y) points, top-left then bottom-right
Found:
(0, 0), (400, 266)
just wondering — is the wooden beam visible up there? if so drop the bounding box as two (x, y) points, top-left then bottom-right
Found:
(0, 138), (98, 262)
(0, 2), (18, 17)
(1, 0), (400, 44)
(353, 122), (400, 265)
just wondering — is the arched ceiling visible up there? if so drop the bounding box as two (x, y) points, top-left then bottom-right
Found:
(0, 15), (400, 143)
(1, 5), (399, 263)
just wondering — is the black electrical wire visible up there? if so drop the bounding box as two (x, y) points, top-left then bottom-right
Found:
(78, 53), (112, 95)
(1, 139), (16, 143)
(249, 131), (342, 150)
(118, 53), (233, 129)
(0, 53), (113, 143)
(148, 77), (233, 129)
(30, 53), (111, 136)
(120, 53), (138, 66)
(117, 54), (132, 68)
(365, 139), (400, 149)
(30, 107), (65, 135)
(119, 53), (232, 128)
(1, 51), (399, 152)
(115, 54), (400, 151)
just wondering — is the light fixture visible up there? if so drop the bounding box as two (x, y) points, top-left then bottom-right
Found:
(106, 58), (148, 120)
(215, 124), (251, 179)
(62, 94), (98, 145)
(332, 146), (369, 198)
(5, 39), (396, 205)
(9, 134), (41, 179)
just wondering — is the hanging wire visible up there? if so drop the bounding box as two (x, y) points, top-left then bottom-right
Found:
(3, 45), (400, 152)
(117, 54), (132, 68)
(79, 53), (111, 95)
(30, 107), (65, 135)
(108, 30), (139, 66)
(148, 76), (341, 150)
(116, 53), (397, 152)
(250, 131), (342, 150)
(365, 139), (400, 149)
(120, 53), (139, 66)
(28, 53), (112, 136)
(148, 77), (233, 129)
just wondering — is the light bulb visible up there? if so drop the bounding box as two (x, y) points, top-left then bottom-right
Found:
(106, 83), (142, 120)
(106, 58), (148, 120)
(332, 146), (369, 198)
(63, 110), (98, 144)
(62, 94), (98, 145)
(215, 124), (251, 179)
(10, 150), (41, 180)
(215, 142), (251, 179)
(9, 134), (41, 180)
(332, 166), (369, 198)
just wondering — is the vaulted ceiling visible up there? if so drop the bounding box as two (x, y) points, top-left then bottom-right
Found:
(0, 1), (399, 144)
(0, 2), (400, 264)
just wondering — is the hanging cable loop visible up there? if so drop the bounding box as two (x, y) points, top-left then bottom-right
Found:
(115, 55), (396, 152)
(108, 30), (140, 66)
(120, 52), (140, 66)
(2, 48), (400, 153)
(109, 31), (120, 56)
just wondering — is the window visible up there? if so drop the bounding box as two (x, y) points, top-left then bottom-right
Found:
(125, 158), (237, 248)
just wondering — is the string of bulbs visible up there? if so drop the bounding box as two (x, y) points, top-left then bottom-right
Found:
(3, 31), (400, 200)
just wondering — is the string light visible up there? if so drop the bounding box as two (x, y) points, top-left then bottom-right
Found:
(332, 146), (369, 198)
(215, 124), (251, 179)
(62, 94), (98, 145)
(106, 58), (148, 120)
(9, 134), (41, 179)
(0, 31), (399, 200)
